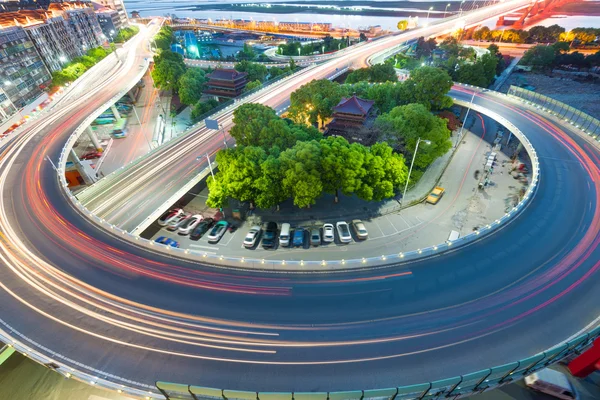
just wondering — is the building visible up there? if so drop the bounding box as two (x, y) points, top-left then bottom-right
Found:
(51, 2), (104, 52)
(0, 0), (52, 12)
(94, 6), (121, 39)
(0, 25), (51, 125)
(325, 95), (377, 144)
(203, 69), (248, 99)
(94, 0), (128, 28)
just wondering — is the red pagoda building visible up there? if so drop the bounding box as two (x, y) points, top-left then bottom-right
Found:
(203, 69), (248, 99)
(325, 95), (377, 144)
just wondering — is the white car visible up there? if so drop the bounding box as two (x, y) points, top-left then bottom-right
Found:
(352, 219), (368, 240)
(243, 225), (262, 248)
(336, 221), (352, 243)
(177, 214), (203, 235)
(322, 223), (335, 243)
(157, 208), (183, 226)
(166, 213), (190, 231)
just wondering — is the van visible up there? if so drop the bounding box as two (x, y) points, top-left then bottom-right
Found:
(279, 223), (291, 247)
(524, 368), (578, 400)
(448, 230), (460, 242)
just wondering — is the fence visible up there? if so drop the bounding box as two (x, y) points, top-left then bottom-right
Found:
(507, 86), (600, 139)
(155, 326), (600, 400)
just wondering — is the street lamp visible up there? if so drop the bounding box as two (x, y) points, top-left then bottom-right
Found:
(402, 138), (431, 206)
(426, 6), (434, 22)
(322, 45), (325, 54)
(298, 47), (301, 56)
(59, 55), (67, 63)
(444, 3), (451, 18)
(458, 91), (476, 144)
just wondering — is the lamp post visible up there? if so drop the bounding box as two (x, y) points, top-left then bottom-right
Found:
(444, 3), (451, 18)
(458, 91), (476, 145)
(426, 6), (434, 23)
(401, 138), (431, 206)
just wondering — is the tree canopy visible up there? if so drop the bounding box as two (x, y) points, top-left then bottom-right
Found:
(345, 63), (398, 84)
(376, 103), (452, 170)
(403, 67), (453, 110)
(288, 79), (345, 127)
(234, 60), (268, 82)
(178, 68), (207, 105)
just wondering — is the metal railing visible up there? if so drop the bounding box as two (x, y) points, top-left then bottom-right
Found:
(507, 86), (600, 140)
(156, 325), (600, 400)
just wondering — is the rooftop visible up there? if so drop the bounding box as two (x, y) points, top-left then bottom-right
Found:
(207, 69), (248, 81)
(333, 95), (375, 116)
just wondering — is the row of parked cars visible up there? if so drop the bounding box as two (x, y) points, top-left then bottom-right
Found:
(156, 208), (230, 244)
(243, 220), (369, 249)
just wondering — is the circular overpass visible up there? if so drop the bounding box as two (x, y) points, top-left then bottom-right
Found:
(1, 36), (600, 400)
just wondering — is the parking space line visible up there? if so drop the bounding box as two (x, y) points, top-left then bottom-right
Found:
(384, 215), (400, 234)
(371, 220), (385, 237)
(189, 244), (220, 251)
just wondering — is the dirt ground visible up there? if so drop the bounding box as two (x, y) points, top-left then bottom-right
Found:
(499, 71), (600, 119)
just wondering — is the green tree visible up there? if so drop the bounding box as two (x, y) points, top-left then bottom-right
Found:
(87, 47), (109, 62)
(244, 79), (262, 92)
(319, 136), (367, 202)
(178, 68), (207, 105)
(289, 57), (297, 71)
(403, 67), (453, 110)
(280, 141), (323, 208)
(151, 59), (186, 91)
(191, 99), (219, 121)
(480, 52), (498, 85)
(521, 45), (556, 67)
(237, 43), (256, 60)
(229, 103), (278, 146)
(154, 27), (174, 51)
(254, 156), (287, 209)
(346, 63), (398, 84)
(153, 50), (185, 68)
(235, 60), (268, 82)
(361, 142), (408, 201)
(456, 62), (488, 87)
(376, 103), (452, 169)
(289, 79), (345, 127)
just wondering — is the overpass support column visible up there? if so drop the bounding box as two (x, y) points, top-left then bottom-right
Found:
(86, 127), (103, 151)
(110, 104), (121, 120)
(568, 338), (600, 377)
(70, 149), (95, 185)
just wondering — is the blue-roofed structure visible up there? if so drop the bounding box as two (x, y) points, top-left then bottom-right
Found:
(170, 43), (184, 55)
(184, 31), (200, 58)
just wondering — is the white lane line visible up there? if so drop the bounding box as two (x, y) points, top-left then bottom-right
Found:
(372, 220), (385, 237)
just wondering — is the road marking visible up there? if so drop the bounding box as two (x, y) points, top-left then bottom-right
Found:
(384, 215), (400, 233)
(189, 244), (219, 251)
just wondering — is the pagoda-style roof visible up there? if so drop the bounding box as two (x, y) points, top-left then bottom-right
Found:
(207, 68), (248, 81)
(333, 95), (375, 116)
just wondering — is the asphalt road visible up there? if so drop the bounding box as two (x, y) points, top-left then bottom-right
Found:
(1, 1), (600, 396)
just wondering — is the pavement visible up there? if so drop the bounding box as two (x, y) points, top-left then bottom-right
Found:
(147, 112), (527, 263)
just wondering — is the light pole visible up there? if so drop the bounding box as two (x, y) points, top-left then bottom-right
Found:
(426, 6), (434, 23)
(458, 91), (476, 144)
(401, 138), (431, 206)
(444, 3), (451, 18)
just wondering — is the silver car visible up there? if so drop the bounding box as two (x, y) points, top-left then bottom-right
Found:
(243, 225), (262, 248)
(178, 214), (203, 235)
(352, 219), (368, 240)
(336, 221), (352, 243)
(322, 223), (335, 243)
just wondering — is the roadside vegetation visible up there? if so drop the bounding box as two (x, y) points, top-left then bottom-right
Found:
(114, 26), (140, 43)
(50, 45), (116, 89)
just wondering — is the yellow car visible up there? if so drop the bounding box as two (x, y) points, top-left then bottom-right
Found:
(426, 186), (445, 204)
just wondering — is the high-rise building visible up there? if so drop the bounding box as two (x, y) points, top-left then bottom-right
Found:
(50, 2), (104, 52)
(94, 5), (122, 39)
(95, 0), (128, 28)
(0, 25), (51, 119)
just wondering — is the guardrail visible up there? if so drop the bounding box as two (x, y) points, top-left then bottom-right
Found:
(155, 325), (600, 399)
(507, 86), (600, 141)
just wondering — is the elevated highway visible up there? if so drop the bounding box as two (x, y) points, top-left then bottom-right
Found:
(0, 1), (599, 399)
(75, 0), (537, 233)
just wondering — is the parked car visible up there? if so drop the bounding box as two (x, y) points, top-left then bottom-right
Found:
(189, 218), (214, 240)
(336, 221), (352, 243)
(243, 225), (262, 248)
(310, 228), (321, 247)
(351, 219), (368, 240)
(166, 213), (190, 231)
(426, 186), (445, 204)
(279, 223), (291, 247)
(154, 236), (179, 248)
(207, 220), (229, 243)
(177, 214), (203, 235)
(262, 222), (278, 249)
(322, 223), (335, 243)
(81, 151), (103, 160)
(293, 227), (305, 247)
(157, 208), (183, 226)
